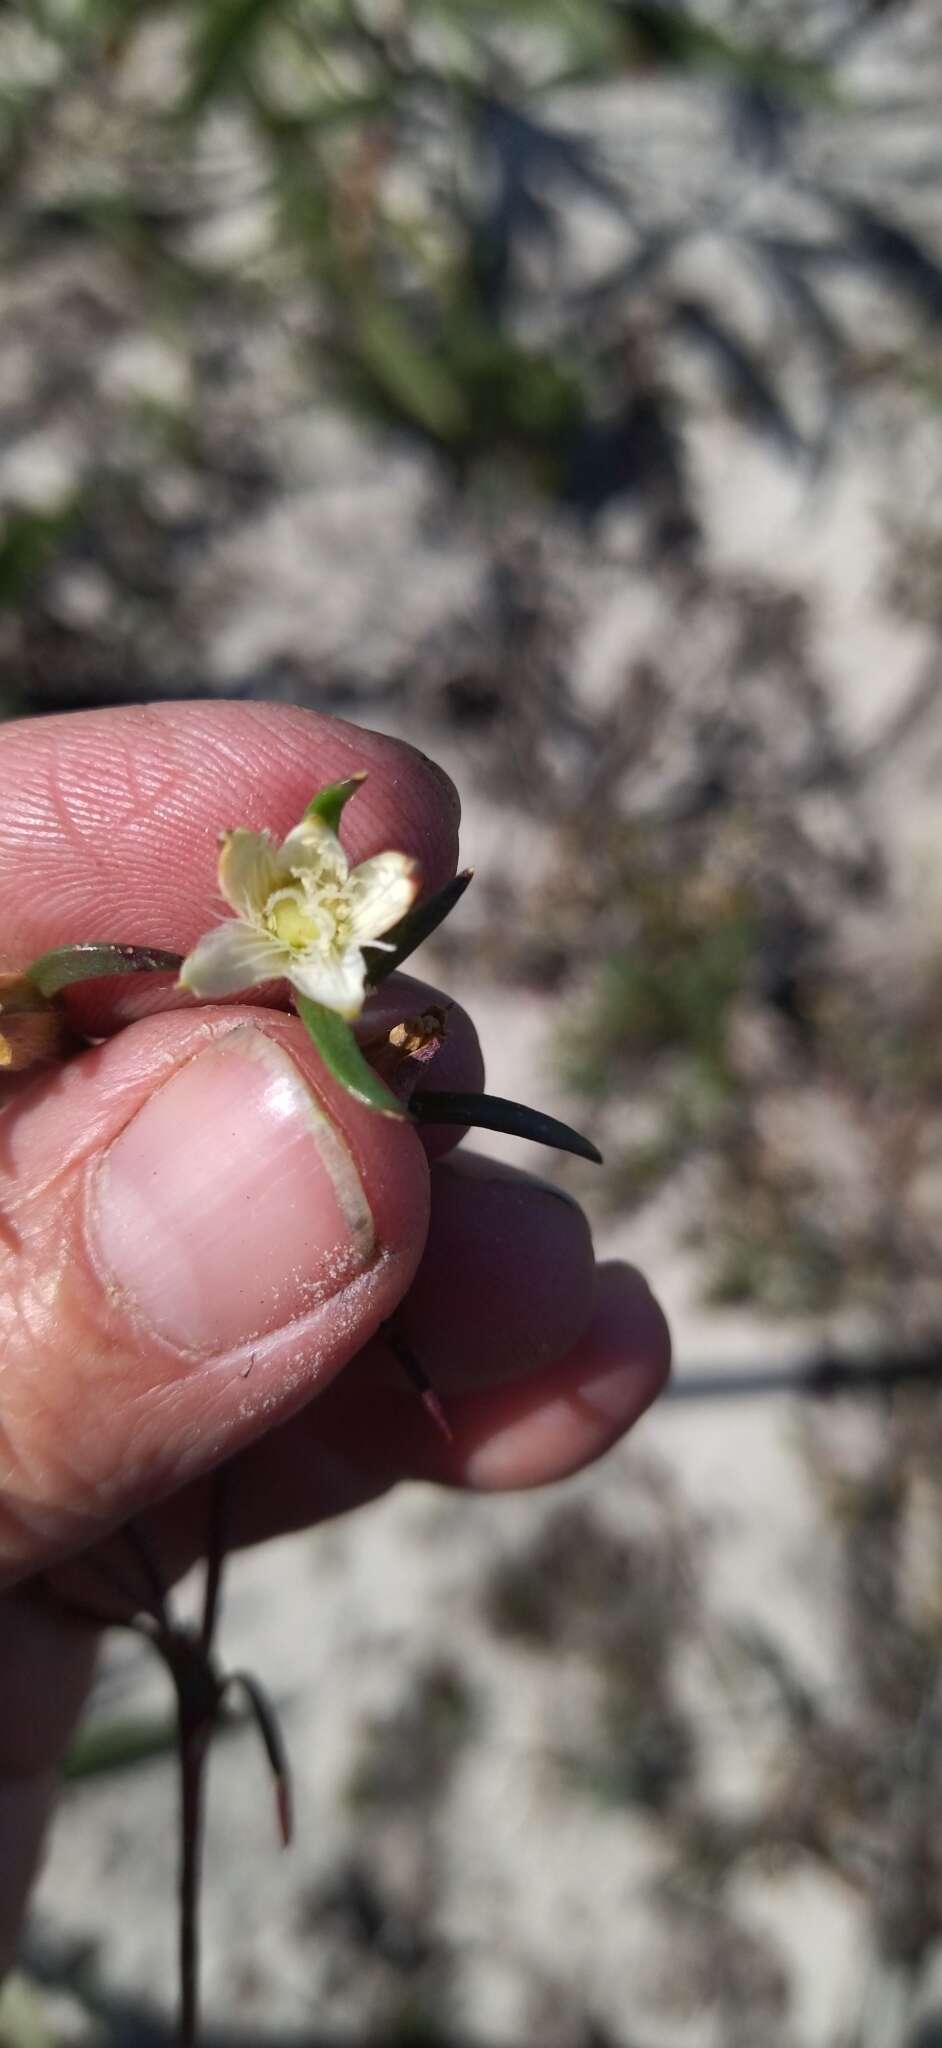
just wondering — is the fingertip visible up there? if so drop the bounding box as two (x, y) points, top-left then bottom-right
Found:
(571, 1263), (672, 1451)
(591, 1259), (673, 1392)
(401, 1151), (596, 1391)
(0, 703), (461, 964)
(458, 1260), (671, 1490)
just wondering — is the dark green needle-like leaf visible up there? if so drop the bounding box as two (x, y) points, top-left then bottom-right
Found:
(365, 871), (473, 987)
(410, 1089), (602, 1163)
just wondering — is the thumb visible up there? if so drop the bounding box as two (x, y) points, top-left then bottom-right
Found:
(0, 1006), (430, 1589)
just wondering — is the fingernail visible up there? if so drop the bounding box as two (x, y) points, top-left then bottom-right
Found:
(91, 1025), (375, 1355)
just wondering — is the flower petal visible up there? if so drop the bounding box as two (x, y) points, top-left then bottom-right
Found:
(287, 945), (368, 1020)
(218, 829), (282, 917)
(344, 853), (420, 944)
(280, 814), (349, 883)
(179, 922), (285, 999)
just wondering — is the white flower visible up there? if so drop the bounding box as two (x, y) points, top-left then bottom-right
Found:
(179, 799), (420, 1020)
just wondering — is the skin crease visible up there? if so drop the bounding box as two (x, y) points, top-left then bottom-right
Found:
(0, 703), (671, 1975)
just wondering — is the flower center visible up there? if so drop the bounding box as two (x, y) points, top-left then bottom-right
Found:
(264, 880), (349, 954)
(267, 892), (316, 949)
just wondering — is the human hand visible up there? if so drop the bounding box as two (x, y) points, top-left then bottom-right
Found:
(0, 701), (670, 1969)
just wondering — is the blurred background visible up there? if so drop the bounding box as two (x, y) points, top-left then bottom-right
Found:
(3, 2), (942, 2043)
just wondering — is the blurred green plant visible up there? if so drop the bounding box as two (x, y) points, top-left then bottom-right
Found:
(0, 0), (938, 728)
(555, 832), (757, 1200)
(482, 1498), (697, 1815)
(345, 1657), (476, 1812)
(62, 1706), (180, 1780)
(0, 505), (78, 610)
(0, 1974), (55, 2048)
(521, 619), (942, 1326)
(3, 0), (938, 539)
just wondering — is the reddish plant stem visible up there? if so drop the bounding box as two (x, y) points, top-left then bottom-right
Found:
(178, 1714), (210, 2048)
(382, 1319), (453, 1444)
(177, 1468), (231, 2044)
(201, 1466), (230, 1653)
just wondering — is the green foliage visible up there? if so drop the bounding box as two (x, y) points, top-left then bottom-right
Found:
(28, 942), (183, 996)
(185, 0), (287, 114)
(566, 1689), (694, 1814)
(345, 1658), (475, 1811)
(613, 3), (840, 103)
(705, 1217), (847, 1316)
(4, 0), (917, 535)
(345, 300), (471, 446)
(568, 920), (753, 1090)
(296, 993), (405, 1114)
(549, 699), (942, 1315)
(481, 1500), (697, 1816)
(0, 504), (76, 609)
(562, 871), (756, 1105)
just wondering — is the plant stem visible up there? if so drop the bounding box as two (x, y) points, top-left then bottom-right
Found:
(201, 1467), (230, 1653)
(178, 1715), (209, 2048)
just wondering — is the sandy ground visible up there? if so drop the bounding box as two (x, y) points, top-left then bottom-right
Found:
(19, 402), (942, 2047)
(5, 16), (942, 2040)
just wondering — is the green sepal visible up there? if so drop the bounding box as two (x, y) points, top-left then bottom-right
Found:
(27, 942), (184, 998)
(365, 870), (473, 988)
(410, 1089), (603, 1164)
(303, 773), (368, 835)
(295, 994), (405, 1116)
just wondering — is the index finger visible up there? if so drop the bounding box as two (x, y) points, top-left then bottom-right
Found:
(0, 701), (460, 967)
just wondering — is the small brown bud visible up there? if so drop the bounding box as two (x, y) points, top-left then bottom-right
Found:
(387, 1005), (450, 1058)
(361, 1005), (450, 1091)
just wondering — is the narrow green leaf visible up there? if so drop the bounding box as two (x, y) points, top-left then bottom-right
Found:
(353, 299), (469, 443)
(27, 943), (183, 998)
(365, 870), (473, 987)
(63, 1694), (259, 1780)
(183, 0), (275, 116)
(304, 773), (368, 835)
(63, 1710), (179, 1780)
(410, 1089), (603, 1164)
(295, 995), (405, 1116)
